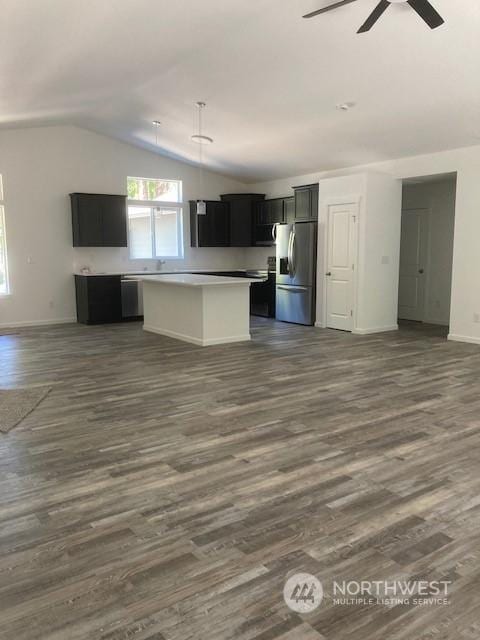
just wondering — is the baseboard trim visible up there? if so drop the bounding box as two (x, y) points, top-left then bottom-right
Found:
(314, 321), (326, 329)
(448, 333), (480, 345)
(143, 324), (251, 347)
(424, 318), (450, 326)
(0, 317), (76, 330)
(353, 325), (399, 335)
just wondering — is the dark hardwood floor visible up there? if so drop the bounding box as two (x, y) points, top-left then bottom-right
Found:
(1, 318), (480, 639)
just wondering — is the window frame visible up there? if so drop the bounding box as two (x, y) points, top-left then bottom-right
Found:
(126, 177), (184, 261)
(127, 201), (184, 261)
(0, 175), (10, 297)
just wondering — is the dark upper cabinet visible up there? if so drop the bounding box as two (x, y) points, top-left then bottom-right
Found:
(75, 275), (122, 324)
(283, 197), (295, 223)
(190, 200), (230, 247)
(255, 198), (284, 225)
(220, 193), (265, 247)
(293, 184), (319, 221)
(101, 196), (129, 246)
(253, 197), (285, 246)
(71, 193), (127, 247)
(191, 195), (265, 248)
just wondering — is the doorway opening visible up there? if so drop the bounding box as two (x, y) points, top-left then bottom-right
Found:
(398, 172), (457, 336)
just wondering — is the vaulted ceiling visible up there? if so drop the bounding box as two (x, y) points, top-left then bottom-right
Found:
(1, 0), (479, 182)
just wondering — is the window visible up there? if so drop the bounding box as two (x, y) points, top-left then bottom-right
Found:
(0, 175), (9, 295)
(127, 177), (183, 259)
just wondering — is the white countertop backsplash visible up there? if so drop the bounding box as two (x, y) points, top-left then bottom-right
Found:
(72, 246), (273, 277)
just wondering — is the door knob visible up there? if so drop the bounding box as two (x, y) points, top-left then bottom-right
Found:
(419, 269), (424, 274)
(326, 272), (332, 276)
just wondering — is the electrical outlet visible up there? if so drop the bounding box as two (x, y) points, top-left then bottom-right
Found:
(474, 313), (480, 323)
(49, 300), (54, 309)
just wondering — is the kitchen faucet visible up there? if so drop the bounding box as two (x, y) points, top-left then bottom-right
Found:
(156, 260), (166, 271)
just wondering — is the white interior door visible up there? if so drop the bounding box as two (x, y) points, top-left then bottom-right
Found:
(398, 209), (429, 321)
(326, 203), (357, 331)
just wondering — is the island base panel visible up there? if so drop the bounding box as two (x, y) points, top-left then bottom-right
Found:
(142, 281), (251, 346)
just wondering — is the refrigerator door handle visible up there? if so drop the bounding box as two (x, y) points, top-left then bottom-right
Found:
(287, 231), (294, 277)
(272, 223), (278, 242)
(291, 231), (297, 276)
(277, 285), (308, 292)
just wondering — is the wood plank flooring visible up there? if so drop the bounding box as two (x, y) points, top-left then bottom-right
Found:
(1, 319), (480, 639)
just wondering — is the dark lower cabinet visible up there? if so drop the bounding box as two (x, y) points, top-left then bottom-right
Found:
(75, 271), (275, 324)
(71, 193), (127, 247)
(75, 275), (122, 324)
(250, 274), (276, 318)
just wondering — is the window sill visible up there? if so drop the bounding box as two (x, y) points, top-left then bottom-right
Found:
(128, 257), (185, 262)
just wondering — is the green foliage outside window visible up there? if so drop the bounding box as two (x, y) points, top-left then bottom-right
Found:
(127, 177), (180, 202)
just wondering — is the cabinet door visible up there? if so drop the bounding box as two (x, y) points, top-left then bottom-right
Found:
(309, 186), (319, 221)
(209, 201), (229, 246)
(75, 275), (122, 324)
(72, 194), (103, 246)
(269, 199), (284, 224)
(87, 276), (122, 324)
(192, 201), (230, 246)
(255, 201), (267, 225)
(295, 187), (312, 221)
(229, 199), (253, 247)
(284, 197), (295, 223)
(101, 196), (127, 246)
(294, 186), (319, 221)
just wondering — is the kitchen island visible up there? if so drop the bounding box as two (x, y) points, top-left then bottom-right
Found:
(127, 273), (259, 346)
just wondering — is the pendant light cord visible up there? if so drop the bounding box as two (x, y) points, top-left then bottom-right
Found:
(198, 103), (205, 196)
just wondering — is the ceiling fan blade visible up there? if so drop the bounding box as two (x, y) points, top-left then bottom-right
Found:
(407, 0), (444, 29)
(303, 0), (358, 19)
(357, 0), (390, 33)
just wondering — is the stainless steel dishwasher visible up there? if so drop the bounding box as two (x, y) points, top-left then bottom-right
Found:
(121, 278), (143, 319)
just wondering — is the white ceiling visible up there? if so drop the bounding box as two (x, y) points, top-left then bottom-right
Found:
(1, 0), (479, 182)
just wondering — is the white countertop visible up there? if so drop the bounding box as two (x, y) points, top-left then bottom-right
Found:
(128, 274), (259, 287)
(74, 268), (268, 277)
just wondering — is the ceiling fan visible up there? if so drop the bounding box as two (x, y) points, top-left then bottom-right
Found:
(303, 0), (445, 33)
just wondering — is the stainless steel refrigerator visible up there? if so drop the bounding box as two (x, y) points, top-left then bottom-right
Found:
(275, 222), (317, 325)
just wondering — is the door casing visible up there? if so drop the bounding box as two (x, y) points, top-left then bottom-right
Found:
(320, 196), (360, 332)
(398, 207), (431, 322)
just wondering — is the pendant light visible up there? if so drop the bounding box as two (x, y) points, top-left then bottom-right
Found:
(192, 102), (213, 215)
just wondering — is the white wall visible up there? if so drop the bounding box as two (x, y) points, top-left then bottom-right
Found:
(315, 173), (367, 327)
(0, 125), (269, 327)
(314, 172), (401, 334)
(252, 144), (480, 345)
(402, 178), (456, 326)
(359, 173), (402, 333)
